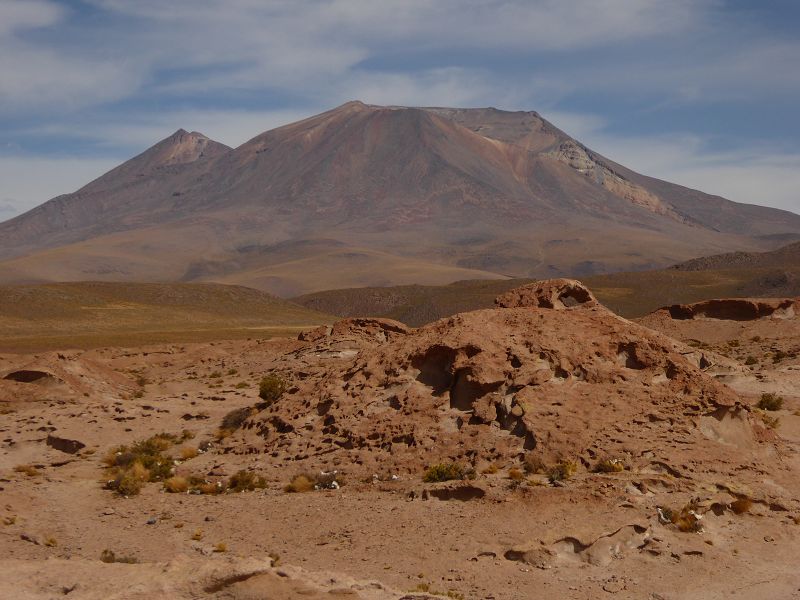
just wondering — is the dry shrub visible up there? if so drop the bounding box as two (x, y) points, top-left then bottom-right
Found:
(730, 497), (753, 515)
(100, 549), (138, 564)
(757, 393), (784, 411)
(756, 410), (780, 429)
(508, 468), (524, 481)
(104, 432), (183, 496)
(669, 504), (703, 533)
(213, 542), (227, 553)
(164, 476), (189, 493)
(284, 474), (316, 493)
(228, 470), (267, 492)
(221, 406), (253, 432)
(179, 446), (199, 460)
(199, 481), (225, 495)
(422, 463), (465, 483)
(522, 453), (546, 474)
(548, 460), (577, 483)
(481, 463), (499, 475)
(593, 458), (625, 473)
(14, 464), (40, 477)
(191, 529), (203, 541)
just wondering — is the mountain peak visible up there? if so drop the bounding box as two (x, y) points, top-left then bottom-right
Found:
(142, 129), (230, 168)
(3, 102), (800, 294)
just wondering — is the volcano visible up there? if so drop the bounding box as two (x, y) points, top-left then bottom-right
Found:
(2, 101), (799, 295)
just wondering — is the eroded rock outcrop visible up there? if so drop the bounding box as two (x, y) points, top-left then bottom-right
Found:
(658, 298), (799, 321)
(494, 278), (599, 310)
(225, 281), (761, 481)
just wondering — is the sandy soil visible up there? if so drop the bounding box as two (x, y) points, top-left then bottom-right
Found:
(1, 284), (799, 599)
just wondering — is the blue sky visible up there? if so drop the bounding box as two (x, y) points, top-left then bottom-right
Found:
(1, 0), (799, 219)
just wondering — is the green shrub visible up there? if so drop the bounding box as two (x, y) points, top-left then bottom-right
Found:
(744, 356), (757, 366)
(103, 432), (183, 496)
(228, 470), (267, 492)
(757, 393), (783, 411)
(259, 374), (288, 404)
(423, 463), (465, 483)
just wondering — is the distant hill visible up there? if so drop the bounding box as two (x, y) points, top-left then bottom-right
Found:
(0, 282), (332, 352)
(672, 241), (800, 271)
(2, 102), (800, 295)
(294, 241), (800, 325)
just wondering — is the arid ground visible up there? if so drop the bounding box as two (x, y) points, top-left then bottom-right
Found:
(1, 280), (799, 599)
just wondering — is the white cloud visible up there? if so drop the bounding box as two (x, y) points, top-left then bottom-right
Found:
(0, 0), (63, 36)
(90, 0), (707, 51)
(0, 1), (145, 113)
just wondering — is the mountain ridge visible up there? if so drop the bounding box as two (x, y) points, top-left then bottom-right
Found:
(2, 101), (799, 295)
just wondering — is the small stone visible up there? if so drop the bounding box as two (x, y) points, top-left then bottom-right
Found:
(146, 517), (157, 525)
(102, 508), (115, 515)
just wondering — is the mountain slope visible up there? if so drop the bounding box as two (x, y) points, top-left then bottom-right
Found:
(2, 101), (800, 295)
